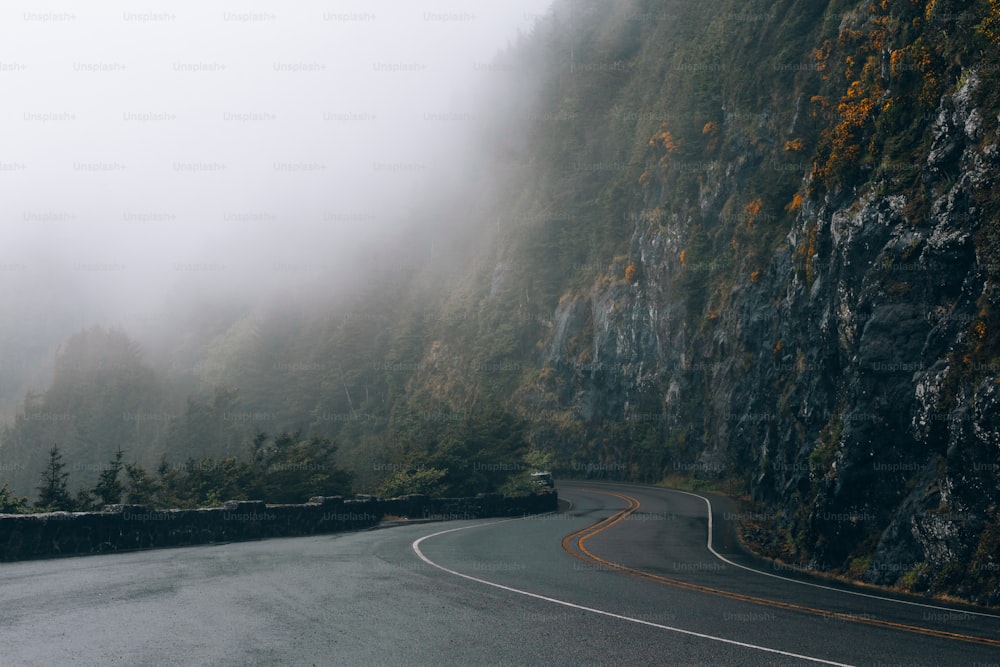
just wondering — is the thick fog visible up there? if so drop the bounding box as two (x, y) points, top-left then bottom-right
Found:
(0, 0), (551, 415)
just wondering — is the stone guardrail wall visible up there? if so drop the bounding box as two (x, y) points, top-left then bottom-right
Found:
(0, 491), (558, 562)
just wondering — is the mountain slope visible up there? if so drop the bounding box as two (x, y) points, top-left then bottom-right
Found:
(399, 0), (1000, 604)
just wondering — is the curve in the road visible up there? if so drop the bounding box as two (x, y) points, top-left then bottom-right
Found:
(562, 487), (1000, 649)
(661, 485), (1000, 621)
(412, 516), (855, 666)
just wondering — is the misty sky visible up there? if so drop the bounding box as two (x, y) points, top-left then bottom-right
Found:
(0, 1), (552, 328)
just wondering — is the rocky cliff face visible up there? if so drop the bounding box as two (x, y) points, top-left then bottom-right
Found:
(732, 70), (1000, 601)
(444, 0), (1000, 604)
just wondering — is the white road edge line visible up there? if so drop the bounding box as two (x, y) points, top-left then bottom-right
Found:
(662, 487), (1000, 620)
(412, 518), (855, 667)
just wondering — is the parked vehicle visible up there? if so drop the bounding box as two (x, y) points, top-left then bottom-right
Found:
(530, 471), (554, 489)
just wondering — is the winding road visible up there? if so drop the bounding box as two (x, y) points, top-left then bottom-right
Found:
(1, 481), (998, 665)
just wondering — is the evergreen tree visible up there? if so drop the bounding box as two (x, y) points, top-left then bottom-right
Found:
(35, 444), (73, 511)
(123, 462), (159, 505)
(93, 447), (125, 506)
(0, 483), (28, 514)
(74, 487), (96, 512)
(246, 431), (353, 504)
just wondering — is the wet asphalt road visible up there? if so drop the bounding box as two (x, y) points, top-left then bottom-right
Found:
(1, 481), (998, 666)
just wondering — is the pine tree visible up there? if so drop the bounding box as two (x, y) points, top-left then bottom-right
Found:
(93, 447), (125, 506)
(36, 444), (73, 511)
(74, 487), (95, 512)
(123, 462), (159, 506)
(0, 483), (28, 514)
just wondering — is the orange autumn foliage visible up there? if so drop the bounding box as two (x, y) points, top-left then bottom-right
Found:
(786, 193), (804, 212)
(785, 138), (806, 152)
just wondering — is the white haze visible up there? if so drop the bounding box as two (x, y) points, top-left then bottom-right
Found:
(0, 0), (552, 413)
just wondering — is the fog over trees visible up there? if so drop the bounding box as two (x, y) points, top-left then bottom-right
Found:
(0, 2), (548, 408)
(0, 1), (553, 499)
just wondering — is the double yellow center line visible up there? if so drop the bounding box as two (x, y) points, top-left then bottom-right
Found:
(561, 489), (1000, 649)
